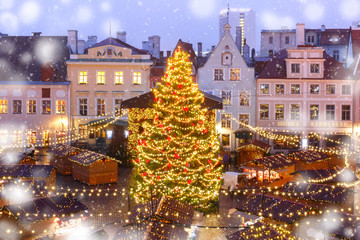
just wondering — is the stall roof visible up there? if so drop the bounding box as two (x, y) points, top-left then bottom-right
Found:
(0, 165), (54, 178)
(249, 154), (295, 170)
(283, 181), (351, 203)
(69, 150), (109, 166)
(121, 91), (223, 110)
(47, 144), (81, 157)
(293, 168), (358, 183)
(1, 195), (87, 224)
(237, 140), (271, 153)
(0, 153), (37, 164)
(85, 118), (128, 127)
(290, 150), (330, 163)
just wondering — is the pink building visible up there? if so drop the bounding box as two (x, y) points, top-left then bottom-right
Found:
(256, 24), (355, 154)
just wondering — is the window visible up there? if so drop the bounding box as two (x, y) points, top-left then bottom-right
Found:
(79, 124), (87, 139)
(326, 84), (335, 94)
(96, 99), (106, 116)
(269, 36), (273, 44)
(214, 69), (224, 81)
(310, 64), (320, 73)
(268, 50), (273, 57)
(13, 100), (22, 114)
(275, 84), (285, 94)
(56, 100), (65, 114)
(133, 72), (141, 85)
(221, 113), (231, 128)
(291, 104), (300, 120)
(27, 130), (36, 144)
(291, 63), (300, 73)
(13, 130), (22, 144)
(275, 104), (284, 120)
(291, 84), (300, 94)
(239, 91), (249, 106)
(342, 85), (351, 95)
(341, 105), (351, 121)
(221, 91), (231, 105)
(260, 84), (269, 94)
(79, 71), (87, 84)
(230, 68), (240, 81)
(333, 50), (339, 61)
(42, 88), (50, 98)
(222, 134), (230, 147)
(79, 98), (88, 116)
(285, 36), (289, 44)
(310, 84), (319, 94)
(114, 99), (123, 116)
(239, 114), (249, 128)
(27, 100), (36, 114)
(222, 53), (232, 65)
(97, 71), (105, 84)
(0, 100), (7, 114)
(310, 104), (319, 120)
(107, 48), (112, 55)
(42, 100), (51, 114)
(311, 36), (315, 43)
(326, 105), (335, 120)
(307, 36), (311, 42)
(260, 104), (269, 120)
(115, 71), (124, 85)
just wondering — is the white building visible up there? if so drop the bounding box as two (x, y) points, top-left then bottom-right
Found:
(198, 24), (256, 152)
(219, 8), (256, 55)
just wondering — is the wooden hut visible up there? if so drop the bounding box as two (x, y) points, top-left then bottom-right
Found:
(236, 140), (270, 168)
(0, 152), (37, 165)
(0, 165), (56, 189)
(47, 144), (82, 175)
(0, 195), (87, 239)
(69, 150), (118, 185)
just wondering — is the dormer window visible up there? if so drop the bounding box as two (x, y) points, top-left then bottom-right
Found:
(291, 63), (300, 73)
(107, 48), (112, 55)
(222, 52), (232, 65)
(310, 63), (320, 73)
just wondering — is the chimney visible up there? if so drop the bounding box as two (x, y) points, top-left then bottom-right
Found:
(32, 32), (41, 37)
(116, 31), (126, 42)
(211, 45), (215, 51)
(160, 51), (164, 63)
(321, 24), (326, 32)
(166, 50), (171, 57)
(296, 23), (305, 46)
(67, 30), (78, 54)
(152, 35), (160, 59)
(197, 42), (202, 57)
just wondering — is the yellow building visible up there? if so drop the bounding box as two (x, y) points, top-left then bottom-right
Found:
(67, 37), (153, 147)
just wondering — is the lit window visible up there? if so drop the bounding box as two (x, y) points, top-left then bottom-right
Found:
(115, 71), (124, 85)
(97, 99), (106, 116)
(133, 72), (141, 85)
(310, 84), (319, 94)
(13, 100), (22, 114)
(291, 104), (300, 120)
(275, 104), (284, 120)
(239, 114), (249, 128)
(97, 71), (105, 84)
(114, 99), (123, 116)
(275, 84), (284, 94)
(221, 113), (231, 128)
(27, 100), (36, 114)
(342, 105), (351, 121)
(239, 91), (249, 106)
(79, 98), (88, 116)
(230, 68), (240, 81)
(310, 64), (320, 73)
(42, 100), (51, 114)
(0, 100), (7, 114)
(13, 130), (22, 144)
(291, 84), (300, 94)
(310, 104), (319, 120)
(326, 105), (335, 120)
(79, 71), (87, 84)
(260, 104), (269, 120)
(342, 85), (351, 95)
(27, 130), (36, 144)
(222, 134), (230, 147)
(56, 100), (65, 114)
(214, 69), (224, 81)
(291, 63), (300, 73)
(221, 91), (231, 105)
(260, 84), (269, 94)
(326, 84), (335, 94)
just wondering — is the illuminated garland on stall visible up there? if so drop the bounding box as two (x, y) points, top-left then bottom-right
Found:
(131, 48), (223, 212)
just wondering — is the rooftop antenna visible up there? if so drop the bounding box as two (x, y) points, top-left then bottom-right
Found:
(109, 20), (112, 37)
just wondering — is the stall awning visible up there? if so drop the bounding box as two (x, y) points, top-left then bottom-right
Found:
(85, 118), (128, 127)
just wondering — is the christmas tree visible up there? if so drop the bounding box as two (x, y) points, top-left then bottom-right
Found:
(132, 48), (223, 212)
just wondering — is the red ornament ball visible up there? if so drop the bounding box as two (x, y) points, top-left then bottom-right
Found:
(184, 168), (188, 173)
(208, 159), (212, 164)
(157, 176), (160, 180)
(167, 126), (171, 131)
(146, 159), (150, 163)
(167, 163), (172, 168)
(178, 84), (182, 89)
(183, 107), (189, 112)
(187, 179), (192, 184)
(167, 136), (171, 141)
(142, 172), (147, 176)
(174, 153), (179, 159)
(206, 169), (210, 173)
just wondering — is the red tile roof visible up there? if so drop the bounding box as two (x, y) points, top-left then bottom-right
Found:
(351, 29), (360, 58)
(88, 37), (148, 55)
(319, 29), (350, 45)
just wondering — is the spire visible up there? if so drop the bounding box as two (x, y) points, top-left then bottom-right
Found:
(227, 2), (230, 24)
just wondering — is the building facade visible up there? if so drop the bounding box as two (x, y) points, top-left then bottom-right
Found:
(198, 24), (256, 152)
(66, 37), (153, 147)
(260, 28), (296, 57)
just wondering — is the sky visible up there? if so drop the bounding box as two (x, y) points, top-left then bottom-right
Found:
(0, 0), (359, 52)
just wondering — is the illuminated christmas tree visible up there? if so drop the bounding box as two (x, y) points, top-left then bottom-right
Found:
(132, 48), (223, 212)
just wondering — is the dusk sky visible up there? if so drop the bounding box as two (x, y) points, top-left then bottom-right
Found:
(0, 0), (359, 52)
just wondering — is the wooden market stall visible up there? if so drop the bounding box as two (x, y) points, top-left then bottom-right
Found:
(236, 140), (270, 168)
(47, 144), (82, 175)
(0, 153), (37, 165)
(69, 150), (118, 185)
(289, 150), (330, 171)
